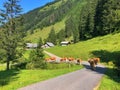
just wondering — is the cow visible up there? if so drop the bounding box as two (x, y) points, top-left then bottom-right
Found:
(88, 57), (100, 70)
(45, 57), (56, 62)
(93, 58), (100, 65)
(76, 58), (82, 65)
(88, 59), (96, 70)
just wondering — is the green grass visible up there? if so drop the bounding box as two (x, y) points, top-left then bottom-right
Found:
(0, 64), (6, 71)
(0, 64), (82, 90)
(23, 50), (52, 60)
(45, 33), (120, 89)
(46, 33), (120, 60)
(24, 19), (66, 43)
(98, 66), (120, 90)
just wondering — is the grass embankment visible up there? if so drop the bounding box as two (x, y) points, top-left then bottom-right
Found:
(0, 63), (82, 90)
(46, 33), (120, 90)
(98, 66), (120, 90)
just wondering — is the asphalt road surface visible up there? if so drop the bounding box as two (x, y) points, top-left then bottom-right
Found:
(19, 51), (106, 90)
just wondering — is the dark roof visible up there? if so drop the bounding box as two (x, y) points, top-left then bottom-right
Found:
(46, 42), (54, 47)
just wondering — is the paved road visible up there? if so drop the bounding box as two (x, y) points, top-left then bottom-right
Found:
(19, 51), (106, 90)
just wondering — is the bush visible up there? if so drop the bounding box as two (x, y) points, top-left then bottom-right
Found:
(11, 62), (27, 69)
(26, 61), (47, 69)
(108, 61), (114, 66)
(26, 47), (47, 69)
(46, 63), (76, 69)
(113, 57), (120, 77)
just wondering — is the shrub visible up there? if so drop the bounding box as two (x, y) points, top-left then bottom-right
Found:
(26, 61), (47, 69)
(46, 63), (76, 69)
(11, 57), (27, 69)
(26, 48), (47, 69)
(11, 62), (27, 69)
(113, 57), (120, 77)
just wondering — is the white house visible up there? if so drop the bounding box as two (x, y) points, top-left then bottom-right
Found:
(61, 41), (70, 46)
(26, 43), (38, 49)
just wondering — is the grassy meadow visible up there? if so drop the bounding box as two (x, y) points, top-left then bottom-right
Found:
(46, 33), (120, 60)
(1, 33), (120, 90)
(46, 33), (120, 90)
(0, 63), (82, 90)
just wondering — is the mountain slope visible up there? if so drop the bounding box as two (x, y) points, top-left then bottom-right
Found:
(23, 0), (88, 42)
(23, 0), (120, 43)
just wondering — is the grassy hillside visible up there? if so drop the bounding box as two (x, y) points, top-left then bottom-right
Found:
(24, 19), (66, 42)
(46, 33), (120, 61)
(24, 0), (88, 42)
(46, 33), (120, 90)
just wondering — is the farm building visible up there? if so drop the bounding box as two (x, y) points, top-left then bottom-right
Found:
(61, 41), (70, 46)
(26, 43), (38, 49)
(42, 42), (55, 48)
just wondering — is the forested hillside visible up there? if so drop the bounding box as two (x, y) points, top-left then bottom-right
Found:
(23, 0), (88, 43)
(23, 0), (120, 44)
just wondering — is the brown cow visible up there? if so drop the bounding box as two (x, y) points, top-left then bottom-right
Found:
(88, 57), (100, 70)
(50, 57), (56, 61)
(93, 58), (100, 65)
(88, 59), (96, 70)
(68, 57), (74, 61)
(76, 58), (82, 65)
(45, 57), (56, 62)
(60, 57), (68, 62)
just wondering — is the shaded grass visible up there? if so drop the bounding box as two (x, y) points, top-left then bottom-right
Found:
(0, 70), (19, 87)
(45, 33), (120, 90)
(0, 64), (82, 90)
(98, 67), (120, 90)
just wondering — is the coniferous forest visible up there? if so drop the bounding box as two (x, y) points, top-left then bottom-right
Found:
(21, 0), (120, 43)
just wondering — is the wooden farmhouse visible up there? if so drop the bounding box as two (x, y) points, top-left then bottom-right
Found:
(26, 43), (38, 49)
(61, 41), (70, 46)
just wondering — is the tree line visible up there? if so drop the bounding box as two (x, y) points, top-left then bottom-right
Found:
(62, 0), (120, 42)
(45, 0), (120, 45)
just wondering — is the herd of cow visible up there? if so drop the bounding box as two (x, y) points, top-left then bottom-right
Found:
(45, 57), (100, 70)
(45, 57), (82, 65)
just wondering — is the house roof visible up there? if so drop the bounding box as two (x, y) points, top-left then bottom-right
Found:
(61, 41), (69, 44)
(26, 43), (38, 48)
(46, 42), (54, 47)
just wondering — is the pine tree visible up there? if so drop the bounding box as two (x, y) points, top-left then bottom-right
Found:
(0, 0), (23, 70)
(26, 38), (46, 69)
(79, 0), (98, 40)
(94, 0), (120, 36)
(57, 29), (65, 44)
(47, 27), (57, 44)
